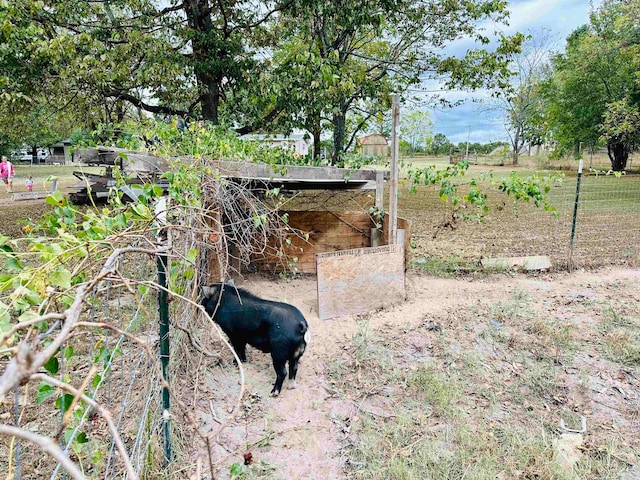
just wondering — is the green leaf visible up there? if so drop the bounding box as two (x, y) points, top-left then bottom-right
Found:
(50, 269), (72, 290)
(18, 310), (39, 323)
(36, 383), (55, 404)
(63, 346), (74, 359)
(44, 355), (59, 375)
(5, 256), (23, 272)
(131, 203), (150, 219)
(56, 393), (75, 413)
(183, 268), (195, 280)
(46, 190), (64, 205)
(230, 463), (244, 476)
(187, 248), (198, 264)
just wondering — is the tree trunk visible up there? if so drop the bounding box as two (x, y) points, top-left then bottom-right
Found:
(312, 117), (321, 160)
(512, 130), (519, 166)
(198, 75), (220, 124)
(331, 99), (347, 166)
(607, 140), (630, 172)
(185, 0), (221, 124)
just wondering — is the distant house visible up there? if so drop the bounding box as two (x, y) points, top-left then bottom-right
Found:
(358, 133), (388, 157)
(240, 133), (310, 156)
(48, 139), (73, 164)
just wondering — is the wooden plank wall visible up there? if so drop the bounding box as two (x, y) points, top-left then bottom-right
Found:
(251, 210), (374, 274)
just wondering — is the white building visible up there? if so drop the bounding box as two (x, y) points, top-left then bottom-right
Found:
(240, 133), (310, 157)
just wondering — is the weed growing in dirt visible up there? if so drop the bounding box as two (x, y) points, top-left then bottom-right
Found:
(520, 357), (560, 397)
(489, 288), (536, 324)
(410, 366), (459, 418)
(598, 306), (640, 365)
(230, 460), (281, 480)
(327, 321), (397, 396)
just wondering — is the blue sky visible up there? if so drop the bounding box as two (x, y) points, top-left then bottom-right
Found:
(423, 0), (600, 145)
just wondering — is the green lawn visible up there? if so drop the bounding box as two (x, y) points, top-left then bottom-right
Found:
(5, 164), (104, 195)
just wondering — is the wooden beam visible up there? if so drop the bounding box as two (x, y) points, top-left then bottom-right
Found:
(389, 96), (400, 245)
(375, 170), (384, 210)
(214, 160), (384, 182)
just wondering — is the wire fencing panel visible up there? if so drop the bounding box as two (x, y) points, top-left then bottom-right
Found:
(569, 173), (640, 269)
(0, 249), (166, 479)
(404, 172), (640, 270)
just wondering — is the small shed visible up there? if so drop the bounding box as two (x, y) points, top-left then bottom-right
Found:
(48, 139), (73, 164)
(240, 133), (310, 156)
(358, 133), (389, 157)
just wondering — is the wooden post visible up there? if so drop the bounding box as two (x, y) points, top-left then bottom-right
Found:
(375, 170), (384, 210)
(389, 96), (399, 246)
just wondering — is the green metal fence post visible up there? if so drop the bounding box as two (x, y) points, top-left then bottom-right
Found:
(569, 159), (584, 272)
(156, 197), (172, 465)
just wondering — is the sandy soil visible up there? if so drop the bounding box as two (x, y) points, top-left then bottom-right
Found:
(191, 267), (640, 479)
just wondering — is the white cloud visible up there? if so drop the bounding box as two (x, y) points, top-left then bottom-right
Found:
(413, 0), (601, 143)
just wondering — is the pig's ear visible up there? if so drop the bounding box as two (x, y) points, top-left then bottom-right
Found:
(202, 285), (216, 298)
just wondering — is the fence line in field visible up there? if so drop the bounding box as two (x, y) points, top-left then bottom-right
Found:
(405, 169), (640, 270)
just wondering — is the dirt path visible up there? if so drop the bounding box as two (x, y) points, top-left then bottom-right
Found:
(193, 267), (640, 479)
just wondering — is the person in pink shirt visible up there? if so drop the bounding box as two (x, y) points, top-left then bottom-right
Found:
(0, 156), (15, 193)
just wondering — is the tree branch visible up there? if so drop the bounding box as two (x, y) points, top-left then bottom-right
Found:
(0, 424), (87, 480)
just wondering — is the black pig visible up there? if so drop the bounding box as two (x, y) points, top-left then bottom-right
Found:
(201, 283), (310, 397)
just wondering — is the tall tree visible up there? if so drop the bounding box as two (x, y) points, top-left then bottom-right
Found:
(543, 0), (640, 170)
(266, 0), (522, 164)
(484, 30), (555, 165)
(0, 0), (289, 133)
(401, 110), (433, 155)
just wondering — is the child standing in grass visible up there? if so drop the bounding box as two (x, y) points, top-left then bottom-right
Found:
(26, 175), (34, 192)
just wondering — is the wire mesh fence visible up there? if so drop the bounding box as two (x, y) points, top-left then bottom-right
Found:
(0, 248), (164, 479)
(402, 170), (640, 270)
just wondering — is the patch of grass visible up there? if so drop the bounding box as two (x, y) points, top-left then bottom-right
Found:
(229, 460), (281, 480)
(479, 322), (512, 344)
(346, 408), (574, 479)
(528, 317), (577, 360)
(603, 329), (640, 365)
(598, 306), (640, 366)
(326, 321), (396, 395)
(520, 358), (560, 397)
(489, 288), (536, 324)
(573, 438), (637, 480)
(410, 256), (483, 278)
(409, 366), (458, 418)
(337, 309), (637, 480)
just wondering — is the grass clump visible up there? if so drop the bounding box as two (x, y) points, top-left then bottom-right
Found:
(409, 366), (458, 418)
(410, 256), (482, 278)
(598, 306), (640, 365)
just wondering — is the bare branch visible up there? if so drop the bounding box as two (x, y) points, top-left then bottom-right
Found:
(30, 373), (138, 480)
(0, 424), (87, 480)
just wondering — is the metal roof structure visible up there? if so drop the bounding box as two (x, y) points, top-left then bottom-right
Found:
(214, 161), (386, 191)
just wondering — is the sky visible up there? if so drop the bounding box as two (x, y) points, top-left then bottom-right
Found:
(424, 0), (601, 145)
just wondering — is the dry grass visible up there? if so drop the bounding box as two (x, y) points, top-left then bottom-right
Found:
(327, 279), (640, 479)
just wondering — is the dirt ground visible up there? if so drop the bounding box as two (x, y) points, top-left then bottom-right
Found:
(1, 173), (638, 478)
(188, 267), (640, 479)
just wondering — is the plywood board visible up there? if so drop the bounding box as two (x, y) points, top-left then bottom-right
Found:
(316, 244), (405, 320)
